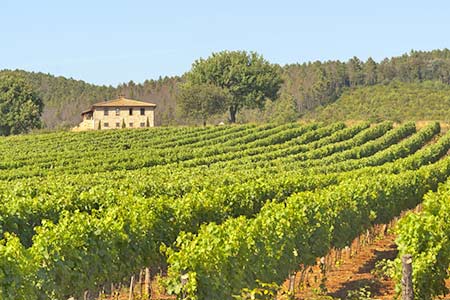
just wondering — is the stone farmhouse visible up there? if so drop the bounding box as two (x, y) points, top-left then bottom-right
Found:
(73, 96), (156, 131)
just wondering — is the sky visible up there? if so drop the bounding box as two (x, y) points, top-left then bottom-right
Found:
(1, 0), (449, 86)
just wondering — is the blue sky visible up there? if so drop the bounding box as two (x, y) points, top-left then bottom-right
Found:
(1, 0), (449, 86)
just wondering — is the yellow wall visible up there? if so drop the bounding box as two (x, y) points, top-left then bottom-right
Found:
(92, 106), (155, 129)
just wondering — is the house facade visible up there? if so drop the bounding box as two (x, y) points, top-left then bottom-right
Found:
(74, 96), (156, 131)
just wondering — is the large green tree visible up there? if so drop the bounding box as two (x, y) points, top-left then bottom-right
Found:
(177, 83), (229, 126)
(0, 74), (43, 135)
(184, 50), (283, 123)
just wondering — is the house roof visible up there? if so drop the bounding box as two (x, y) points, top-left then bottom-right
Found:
(81, 109), (93, 115)
(82, 96), (156, 115)
(92, 96), (157, 108)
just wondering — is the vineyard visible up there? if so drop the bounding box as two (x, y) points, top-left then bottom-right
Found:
(1, 121), (450, 300)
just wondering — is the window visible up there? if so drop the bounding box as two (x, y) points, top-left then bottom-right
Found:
(140, 108), (145, 115)
(140, 122), (145, 127)
(104, 108), (109, 116)
(103, 122), (109, 127)
(116, 122), (120, 128)
(129, 108), (133, 115)
(129, 122), (133, 127)
(115, 108), (120, 116)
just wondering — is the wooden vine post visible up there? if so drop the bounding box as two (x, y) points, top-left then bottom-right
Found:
(288, 272), (296, 293)
(401, 254), (414, 300)
(129, 275), (135, 300)
(144, 267), (152, 299)
(138, 270), (144, 299)
(181, 273), (189, 300)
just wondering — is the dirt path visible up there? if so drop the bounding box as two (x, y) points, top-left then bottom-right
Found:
(295, 234), (398, 300)
(110, 231), (450, 300)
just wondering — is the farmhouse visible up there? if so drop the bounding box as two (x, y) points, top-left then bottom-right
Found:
(73, 96), (156, 131)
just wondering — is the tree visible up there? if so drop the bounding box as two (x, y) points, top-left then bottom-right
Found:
(0, 74), (43, 135)
(177, 83), (229, 126)
(263, 93), (298, 124)
(184, 50), (283, 123)
(346, 56), (364, 86)
(363, 57), (378, 85)
(311, 67), (332, 106)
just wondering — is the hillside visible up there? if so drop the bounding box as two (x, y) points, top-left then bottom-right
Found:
(308, 81), (450, 122)
(3, 49), (450, 128)
(2, 121), (450, 299)
(0, 70), (181, 128)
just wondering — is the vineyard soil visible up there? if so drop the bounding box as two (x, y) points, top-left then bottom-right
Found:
(107, 232), (450, 300)
(294, 234), (397, 300)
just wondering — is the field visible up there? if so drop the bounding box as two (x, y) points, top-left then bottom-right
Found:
(1, 121), (450, 300)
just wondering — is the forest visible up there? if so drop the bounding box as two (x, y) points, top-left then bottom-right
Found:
(2, 48), (450, 128)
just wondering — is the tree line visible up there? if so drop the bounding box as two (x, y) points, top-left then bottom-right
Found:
(2, 48), (450, 134)
(282, 49), (450, 113)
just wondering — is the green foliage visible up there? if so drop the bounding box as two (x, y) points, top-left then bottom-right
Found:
(308, 81), (450, 122)
(0, 69), (181, 128)
(283, 49), (450, 115)
(164, 125), (450, 300)
(184, 50), (283, 122)
(346, 285), (374, 300)
(4, 49), (450, 127)
(263, 93), (299, 124)
(371, 259), (395, 280)
(233, 280), (293, 300)
(0, 120), (449, 299)
(0, 234), (37, 300)
(394, 181), (450, 299)
(177, 83), (229, 125)
(0, 74), (43, 135)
